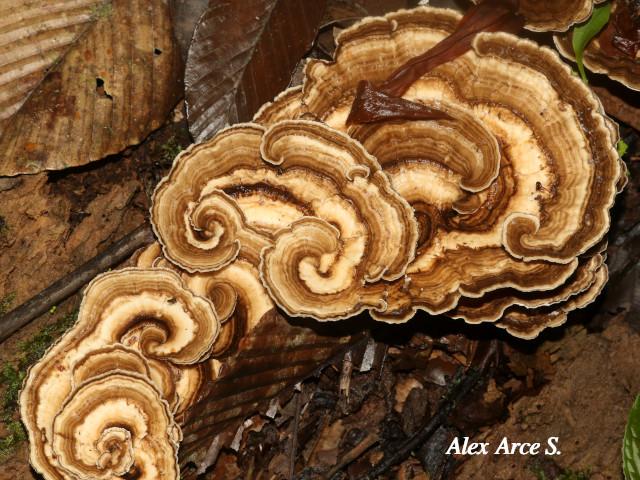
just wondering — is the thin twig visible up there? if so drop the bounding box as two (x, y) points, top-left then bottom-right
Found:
(339, 349), (354, 405)
(0, 224), (154, 342)
(327, 433), (379, 479)
(354, 367), (484, 480)
(289, 390), (302, 479)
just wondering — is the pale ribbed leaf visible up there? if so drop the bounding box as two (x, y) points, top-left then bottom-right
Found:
(0, 0), (182, 176)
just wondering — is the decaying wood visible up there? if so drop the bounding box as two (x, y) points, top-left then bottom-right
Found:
(0, 0), (182, 176)
(178, 311), (366, 478)
(594, 85), (640, 132)
(0, 224), (153, 342)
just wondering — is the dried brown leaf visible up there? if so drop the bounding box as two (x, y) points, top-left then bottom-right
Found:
(185, 0), (326, 142)
(0, 0), (182, 176)
(350, 0), (421, 16)
(170, 0), (210, 60)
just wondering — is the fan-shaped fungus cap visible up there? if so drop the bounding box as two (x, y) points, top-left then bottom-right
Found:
(472, 0), (608, 32)
(299, 7), (620, 326)
(152, 119), (418, 320)
(20, 268), (219, 480)
(494, 259), (608, 339)
(51, 372), (181, 480)
(253, 86), (306, 126)
(137, 242), (275, 359)
(451, 251), (606, 326)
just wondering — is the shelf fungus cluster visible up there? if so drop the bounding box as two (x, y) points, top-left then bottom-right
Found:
(20, 269), (219, 480)
(471, 0), (609, 32)
(20, 6), (624, 480)
(254, 6), (623, 338)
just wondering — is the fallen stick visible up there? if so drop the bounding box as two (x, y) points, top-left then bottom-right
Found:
(0, 224), (154, 342)
(354, 366), (483, 480)
(352, 340), (498, 480)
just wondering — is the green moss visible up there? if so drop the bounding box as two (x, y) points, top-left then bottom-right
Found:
(0, 310), (77, 463)
(90, 1), (113, 19)
(0, 293), (15, 316)
(0, 365), (26, 462)
(618, 139), (629, 158)
(17, 311), (77, 367)
(160, 136), (182, 164)
(0, 420), (26, 463)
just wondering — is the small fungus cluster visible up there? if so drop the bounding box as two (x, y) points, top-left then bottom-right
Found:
(20, 6), (625, 479)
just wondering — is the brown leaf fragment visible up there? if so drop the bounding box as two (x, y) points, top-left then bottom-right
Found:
(0, 0), (182, 176)
(351, 0), (421, 16)
(0, 0), (101, 124)
(185, 0), (327, 142)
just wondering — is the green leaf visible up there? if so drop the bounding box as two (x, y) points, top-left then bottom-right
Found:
(618, 139), (630, 158)
(623, 395), (640, 480)
(572, 2), (611, 84)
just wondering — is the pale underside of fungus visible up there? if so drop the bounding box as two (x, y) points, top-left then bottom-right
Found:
(20, 5), (625, 480)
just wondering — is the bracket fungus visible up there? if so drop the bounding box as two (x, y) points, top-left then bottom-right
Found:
(133, 243), (359, 471)
(151, 119), (418, 320)
(20, 268), (220, 480)
(20, 5), (626, 479)
(472, 0), (609, 32)
(152, 6), (622, 335)
(285, 6), (620, 332)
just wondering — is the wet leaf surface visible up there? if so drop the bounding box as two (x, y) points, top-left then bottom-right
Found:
(170, 0), (210, 60)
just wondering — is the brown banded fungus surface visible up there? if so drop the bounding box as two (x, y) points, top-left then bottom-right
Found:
(19, 6), (625, 479)
(291, 6), (622, 337)
(133, 243), (358, 469)
(20, 269), (220, 480)
(151, 119), (418, 320)
(472, 0), (608, 32)
(554, 0), (640, 91)
(134, 242), (275, 365)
